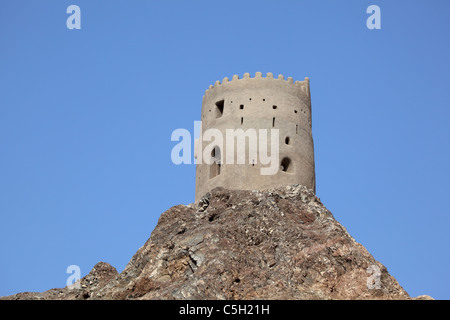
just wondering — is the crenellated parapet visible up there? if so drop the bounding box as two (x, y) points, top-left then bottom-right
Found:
(203, 72), (310, 103)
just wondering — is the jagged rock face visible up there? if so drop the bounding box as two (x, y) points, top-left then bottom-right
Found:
(2, 185), (424, 300)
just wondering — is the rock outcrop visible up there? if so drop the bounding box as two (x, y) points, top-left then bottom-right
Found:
(1, 185), (430, 300)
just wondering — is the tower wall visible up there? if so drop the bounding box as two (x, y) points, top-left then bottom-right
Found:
(195, 72), (315, 201)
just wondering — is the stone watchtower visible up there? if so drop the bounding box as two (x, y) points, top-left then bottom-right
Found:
(194, 72), (315, 201)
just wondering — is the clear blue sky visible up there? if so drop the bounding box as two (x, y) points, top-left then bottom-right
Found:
(0, 0), (449, 299)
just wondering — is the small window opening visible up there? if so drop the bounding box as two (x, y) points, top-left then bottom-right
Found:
(280, 157), (292, 173)
(210, 163), (221, 178)
(273, 105), (277, 109)
(296, 124), (298, 134)
(209, 146), (221, 179)
(240, 105), (244, 110)
(215, 100), (224, 118)
(285, 137), (290, 145)
(294, 110), (298, 114)
(272, 117), (275, 127)
(241, 117), (243, 125)
(263, 98), (266, 101)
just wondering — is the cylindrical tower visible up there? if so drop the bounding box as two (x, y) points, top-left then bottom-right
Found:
(194, 72), (315, 201)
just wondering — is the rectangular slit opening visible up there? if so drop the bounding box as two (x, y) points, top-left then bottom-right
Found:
(215, 100), (224, 118)
(209, 163), (221, 179)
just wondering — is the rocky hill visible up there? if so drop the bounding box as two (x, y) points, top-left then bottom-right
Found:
(1, 185), (431, 300)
